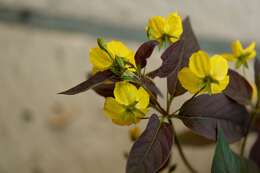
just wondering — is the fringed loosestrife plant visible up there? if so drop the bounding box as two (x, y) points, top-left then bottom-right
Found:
(146, 12), (183, 46)
(222, 40), (256, 68)
(60, 11), (260, 173)
(104, 81), (149, 125)
(178, 50), (229, 94)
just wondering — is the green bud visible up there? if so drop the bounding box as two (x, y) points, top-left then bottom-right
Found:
(97, 38), (113, 60)
(97, 38), (107, 51)
(115, 56), (125, 68)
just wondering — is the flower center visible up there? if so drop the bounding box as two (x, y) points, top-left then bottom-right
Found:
(125, 101), (138, 113)
(203, 76), (219, 85)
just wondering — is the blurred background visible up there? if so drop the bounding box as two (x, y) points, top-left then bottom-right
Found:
(0, 0), (259, 173)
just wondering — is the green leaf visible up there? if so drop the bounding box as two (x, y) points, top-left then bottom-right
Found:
(212, 128), (259, 173)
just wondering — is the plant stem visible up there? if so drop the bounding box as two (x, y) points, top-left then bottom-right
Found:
(167, 92), (174, 114)
(240, 111), (257, 156)
(172, 125), (198, 173)
(240, 97), (260, 156)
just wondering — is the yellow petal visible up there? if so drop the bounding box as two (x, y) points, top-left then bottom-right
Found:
(245, 41), (256, 53)
(126, 51), (137, 68)
(246, 50), (257, 61)
(178, 67), (204, 94)
(166, 12), (183, 43)
(189, 50), (211, 78)
(147, 16), (166, 40)
(104, 97), (125, 120)
(89, 47), (113, 72)
(210, 76), (229, 94)
(136, 87), (150, 110)
(221, 53), (236, 61)
(107, 40), (133, 58)
(231, 40), (243, 57)
(111, 112), (140, 126)
(244, 42), (256, 61)
(114, 82), (137, 105)
(210, 55), (229, 81)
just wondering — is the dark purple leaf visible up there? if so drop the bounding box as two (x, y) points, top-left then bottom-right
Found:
(170, 17), (200, 96)
(179, 17), (200, 68)
(179, 94), (250, 143)
(147, 17), (200, 97)
(92, 82), (115, 97)
(148, 40), (184, 78)
(254, 57), (260, 92)
(59, 70), (113, 95)
(224, 70), (253, 105)
(126, 114), (173, 173)
(158, 155), (171, 172)
(140, 76), (162, 98)
(177, 130), (214, 147)
(148, 17), (200, 79)
(167, 62), (183, 96)
(172, 81), (187, 97)
(135, 40), (159, 68)
(250, 132), (260, 168)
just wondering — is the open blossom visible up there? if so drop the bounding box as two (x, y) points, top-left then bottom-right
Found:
(222, 40), (256, 68)
(104, 81), (150, 126)
(146, 12), (183, 44)
(89, 40), (136, 74)
(178, 50), (229, 95)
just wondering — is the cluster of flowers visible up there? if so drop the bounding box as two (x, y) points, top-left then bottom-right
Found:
(60, 11), (259, 173)
(88, 12), (256, 126)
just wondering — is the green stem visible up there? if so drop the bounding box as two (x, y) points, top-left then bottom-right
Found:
(171, 124), (198, 173)
(240, 110), (257, 156)
(240, 93), (260, 156)
(166, 92), (174, 114)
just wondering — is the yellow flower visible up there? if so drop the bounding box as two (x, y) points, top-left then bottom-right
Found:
(222, 40), (256, 68)
(146, 12), (183, 44)
(104, 81), (150, 126)
(178, 50), (229, 95)
(129, 126), (141, 141)
(89, 40), (136, 74)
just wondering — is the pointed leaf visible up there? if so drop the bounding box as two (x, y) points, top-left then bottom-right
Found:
(126, 114), (174, 173)
(224, 70), (253, 105)
(140, 76), (162, 98)
(92, 82), (115, 97)
(178, 130), (214, 147)
(212, 128), (259, 173)
(135, 40), (159, 68)
(254, 57), (260, 91)
(170, 17), (200, 96)
(148, 17), (200, 80)
(148, 39), (184, 78)
(59, 70), (113, 95)
(179, 94), (250, 143)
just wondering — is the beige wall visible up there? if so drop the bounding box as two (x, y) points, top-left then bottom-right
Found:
(0, 0), (258, 173)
